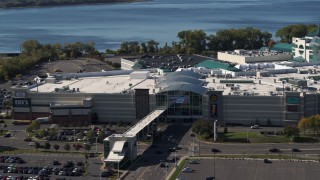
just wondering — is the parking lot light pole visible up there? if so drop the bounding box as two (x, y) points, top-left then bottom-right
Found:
(95, 136), (98, 153)
(247, 129), (249, 143)
(214, 152), (216, 178)
(175, 151), (177, 168)
(100, 170), (102, 180)
(165, 160), (168, 178)
(192, 136), (195, 156)
(118, 161), (120, 178)
(198, 131), (201, 157)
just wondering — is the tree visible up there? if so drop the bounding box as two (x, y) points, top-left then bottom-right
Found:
(37, 129), (48, 138)
(298, 117), (309, 134)
(21, 40), (41, 56)
(146, 40), (159, 53)
(26, 121), (40, 133)
(34, 142), (40, 151)
(192, 119), (213, 139)
(48, 128), (57, 137)
(64, 144), (70, 151)
(298, 115), (320, 136)
(76, 131), (84, 140)
(283, 125), (300, 138)
(44, 142), (51, 150)
(84, 153), (88, 163)
(275, 24), (317, 43)
(223, 126), (228, 134)
(97, 131), (106, 143)
(177, 30), (207, 53)
(53, 144), (60, 151)
(86, 129), (95, 142)
(84, 144), (91, 153)
(74, 144), (82, 151)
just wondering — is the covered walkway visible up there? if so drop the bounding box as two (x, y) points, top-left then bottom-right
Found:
(124, 107), (167, 136)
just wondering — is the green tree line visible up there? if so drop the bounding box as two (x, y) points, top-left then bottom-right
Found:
(275, 24), (318, 43)
(0, 0), (140, 8)
(0, 40), (98, 80)
(111, 24), (318, 55)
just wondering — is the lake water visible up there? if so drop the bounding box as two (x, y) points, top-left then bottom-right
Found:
(0, 0), (319, 53)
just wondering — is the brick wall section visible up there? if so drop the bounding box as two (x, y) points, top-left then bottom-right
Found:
(12, 112), (31, 120)
(51, 114), (92, 126)
(13, 112), (51, 120)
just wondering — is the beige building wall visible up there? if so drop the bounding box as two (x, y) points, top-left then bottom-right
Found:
(218, 52), (292, 63)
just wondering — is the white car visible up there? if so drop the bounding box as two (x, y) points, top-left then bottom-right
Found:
(251, 125), (259, 129)
(182, 167), (192, 172)
(28, 142), (35, 146)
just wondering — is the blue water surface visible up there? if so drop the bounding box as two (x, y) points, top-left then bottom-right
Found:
(0, 0), (319, 52)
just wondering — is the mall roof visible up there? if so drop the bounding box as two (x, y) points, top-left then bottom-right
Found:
(159, 70), (204, 81)
(195, 60), (241, 72)
(271, 43), (293, 53)
(29, 74), (160, 94)
(156, 77), (204, 89)
(159, 83), (207, 95)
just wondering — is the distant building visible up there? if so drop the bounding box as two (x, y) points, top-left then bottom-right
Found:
(292, 27), (320, 62)
(217, 49), (293, 64)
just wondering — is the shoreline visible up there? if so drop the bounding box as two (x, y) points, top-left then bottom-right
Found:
(0, 0), (149, 10)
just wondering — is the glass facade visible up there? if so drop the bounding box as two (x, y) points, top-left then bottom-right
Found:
(156, 90), (202, 116)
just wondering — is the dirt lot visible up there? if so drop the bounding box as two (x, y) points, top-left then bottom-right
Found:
(1, 58), (114, 90)
(37, 58), (113, 74)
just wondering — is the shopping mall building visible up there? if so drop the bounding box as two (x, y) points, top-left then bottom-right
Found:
(10, 64), (320, 168)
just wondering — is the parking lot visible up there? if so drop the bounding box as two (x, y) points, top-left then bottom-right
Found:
(178, 158), (320, 180)
(0, 121), (130, 180)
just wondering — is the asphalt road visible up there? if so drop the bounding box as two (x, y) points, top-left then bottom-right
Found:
(178, 159), (320, 180)
(2, 123), (320, 180)
(123, 124), (320, 180)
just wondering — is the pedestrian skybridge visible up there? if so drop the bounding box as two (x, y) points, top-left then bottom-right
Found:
(104, 106), (167, 165)
(124, 107), (167, 136)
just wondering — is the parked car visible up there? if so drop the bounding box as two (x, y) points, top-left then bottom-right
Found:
(76, 161), (83, 166)
(24, 137), (32, 142)
(182, 167), (192, 172)
(251, 125), (259, 129)
(188, 160), (200, 164)
(52, 160), (60, 165)
(3, 133), (11, 138)
(159, 162), (169, 168)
